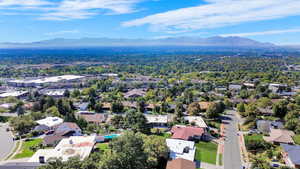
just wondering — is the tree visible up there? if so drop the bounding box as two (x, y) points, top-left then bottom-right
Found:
(142, 135), (168, 168)
(296, 95), (300, 106)
(188, 102), (201, 116)
(206, 102), (222, 119)
(10, 115), (35, 135)
(137, 101), (146, 113)
(237, 103), (245, 113)
(16, 106), (25, 116)
(45, 106), (60, 117)
(110, 115), (125, 129)
(251, 157), (271, 169)
(94, 103), (103, 113)
(76, 117), (88, 129)
(175, 102), (184, 120)
(111, 101), (124, 113)
(124, 109), (149, 134)
(100, 132), (148, 169)
(273, 101), (288, 118)
(71, 89), (81, 98)
(63, 89), (70, 98)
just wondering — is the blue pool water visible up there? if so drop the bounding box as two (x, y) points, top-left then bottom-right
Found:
(104, 134), (120, 139)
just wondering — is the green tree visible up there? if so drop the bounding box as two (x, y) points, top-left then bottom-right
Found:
(206, 102), (223, 119)
(110, 115), (125, 129)
(111, 101), (124, 113)
(100, 132), (148, 169)
(273, 101), (288, 118)
(142, 135), (168, 168)
(237, 103), (246, 113)
(188, 102), (201, 116)
(125, 110), (149, 134)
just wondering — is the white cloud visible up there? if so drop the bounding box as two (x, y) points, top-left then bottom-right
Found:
(220, 28), (300, 37)
(0, 0), (144, 20)
(45, 29), (80, 36)
(123, 0), (300, 33)
(0, 0), (52, 7)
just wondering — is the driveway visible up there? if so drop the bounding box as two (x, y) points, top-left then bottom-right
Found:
(223, 110), (243, 169)
(0, 123), (15, 161)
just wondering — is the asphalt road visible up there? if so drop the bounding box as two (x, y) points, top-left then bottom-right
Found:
(223, 110), (243, 169)
(0, 123), (15, 160)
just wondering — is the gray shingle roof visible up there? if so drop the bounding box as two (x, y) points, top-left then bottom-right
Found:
(281, 144), (300, 165)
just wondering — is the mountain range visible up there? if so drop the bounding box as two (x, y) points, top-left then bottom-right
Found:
(0, 36), (276, 48)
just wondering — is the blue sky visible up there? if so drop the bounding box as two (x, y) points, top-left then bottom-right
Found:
(0, 0), (300, 45)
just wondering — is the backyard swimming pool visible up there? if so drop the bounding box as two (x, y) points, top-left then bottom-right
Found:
(104, 134), (120, 140)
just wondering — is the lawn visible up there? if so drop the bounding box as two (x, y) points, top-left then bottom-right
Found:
(244, 134), (263, 142)
(14, 138), (42, 159)
(293, 135), (300, 145)
(195, 141), (218, 165)
(96, 143), (110, 153)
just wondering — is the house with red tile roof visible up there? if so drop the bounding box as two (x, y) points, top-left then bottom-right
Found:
(166, 158), (196, 169)
(171, 125), (205, 141)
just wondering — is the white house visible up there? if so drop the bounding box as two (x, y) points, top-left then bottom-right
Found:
(29, 136), (96, 163)
(166, 139), (196, 162)
(36, 117), (63, 128)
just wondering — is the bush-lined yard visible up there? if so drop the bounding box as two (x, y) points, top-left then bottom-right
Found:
(14, 138), (42, 159)
(195, 141), (218, 164)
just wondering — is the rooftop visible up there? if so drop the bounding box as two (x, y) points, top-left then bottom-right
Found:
(166, 158), (196, 169)
(9, 75), (84, 84)
(166, 139), (196, 161)
(171, 126), (204, 140)
(29, 136), (96, 163)
(281, 144), (300, 165)
(183, 116), (207, 128)
(0, 91), (28, 98)
(36, 117), (63, 128)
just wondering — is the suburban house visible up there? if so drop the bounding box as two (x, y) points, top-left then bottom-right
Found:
(281, 144), (300, 169)
(34, 117), (63, 132)
(166, 139), (196, 161)
(256, 120), (284, 134)
(257, 107), (274, 116)
(243, 82), (256, 88)
(145, 114), (173, 128)
(74, 102), (89, 111)
(171, 126), (205, 141)
(183, 116), (207, 128)
(166, 158), (196, 169)
(102, 102), (112, 112)
(269, 83), (287, 93)
(79, 113), (107, 125)
(124, 89), (146, 99)
(121, 101), (137, 109)
(43, 122), (82, 146)
(263, 129), (295, 145)
(30, 136), (96, 163)
(229, 84), (242, 91)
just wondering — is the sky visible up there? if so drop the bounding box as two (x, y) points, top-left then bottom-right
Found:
(0, 0), (300, 45)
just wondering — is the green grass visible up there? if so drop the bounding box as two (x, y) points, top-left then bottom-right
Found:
(293, 135), (300, 145)
(245, 134), (263, 142)
(96, 143), (110, 153)
(14, 138), (42, 159)
(195, 141), (218, 164)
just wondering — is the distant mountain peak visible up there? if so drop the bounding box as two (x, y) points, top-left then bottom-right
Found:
(0, 36), (276, 48)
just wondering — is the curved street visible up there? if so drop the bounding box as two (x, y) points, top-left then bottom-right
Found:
(0, 123), (15, 161)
